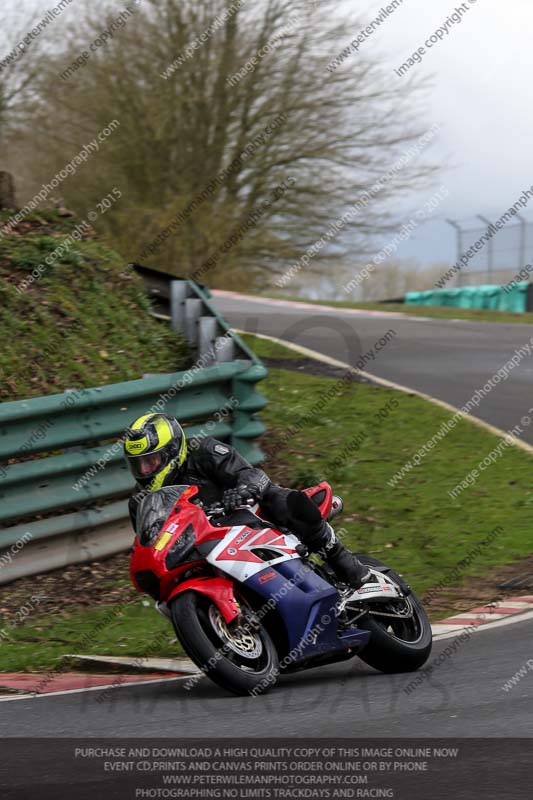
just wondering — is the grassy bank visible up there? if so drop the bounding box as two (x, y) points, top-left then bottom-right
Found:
(267, 294), (533, 325)
(1, 334), (532, 672)
(0, 209), (189, 401)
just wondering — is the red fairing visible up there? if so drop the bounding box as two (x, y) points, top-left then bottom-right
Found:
(129, 483), (220, 595)
(303, 482), (332, 520)
(129, 481), (332, 626)
(167, 576), (240, 624)
(130, 486), (242, 624)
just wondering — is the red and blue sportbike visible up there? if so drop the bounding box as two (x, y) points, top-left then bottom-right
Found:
(130, 482), (432, 695)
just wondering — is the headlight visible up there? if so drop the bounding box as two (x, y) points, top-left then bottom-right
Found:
(165, 524), (196, 570)
(139, 522), (164, 547)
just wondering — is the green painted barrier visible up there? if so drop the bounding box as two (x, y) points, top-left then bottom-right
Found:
(0, 360), (267, 537)
(405, 283), (528, 313)
(0, 500), (129, 551)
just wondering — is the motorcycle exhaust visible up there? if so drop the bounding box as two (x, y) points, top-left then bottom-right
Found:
(327, 495), (344, 521)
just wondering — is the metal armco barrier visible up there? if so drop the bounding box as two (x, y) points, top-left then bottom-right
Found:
(132, 264), (241, 363)
(0, 276), (267, 584)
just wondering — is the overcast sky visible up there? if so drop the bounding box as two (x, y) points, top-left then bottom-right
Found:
(335, 0), (533, 265)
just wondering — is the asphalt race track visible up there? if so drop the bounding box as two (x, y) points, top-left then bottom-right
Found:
(212, 292), (533, 443)
(1, 618), (531, 736)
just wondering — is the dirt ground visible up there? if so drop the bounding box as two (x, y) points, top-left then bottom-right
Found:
(1, 546), (532, 624)
(261, 356), (378, 384)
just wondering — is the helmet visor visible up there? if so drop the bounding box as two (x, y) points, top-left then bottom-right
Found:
(129, 451), (165, 481)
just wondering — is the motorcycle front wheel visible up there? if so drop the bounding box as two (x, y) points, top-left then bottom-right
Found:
(171, 590), (279, 696)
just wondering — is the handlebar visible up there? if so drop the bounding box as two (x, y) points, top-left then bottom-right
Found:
(204, 498), (256, 518)
(204, 504), (225, 517)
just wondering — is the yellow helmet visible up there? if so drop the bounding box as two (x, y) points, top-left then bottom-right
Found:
(123, 413), (187, 490)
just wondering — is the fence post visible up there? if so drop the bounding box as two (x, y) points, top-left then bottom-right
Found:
(215, 334), (236, 363)
(184, 298), (203, 346)
(170, 280), (188, 333)
(477, 215), (494, 282)
(198, 317), (218, 364)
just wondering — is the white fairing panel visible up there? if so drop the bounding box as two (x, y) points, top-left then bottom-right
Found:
(345, 568), (402, 602)
(206, 526), (301, 582)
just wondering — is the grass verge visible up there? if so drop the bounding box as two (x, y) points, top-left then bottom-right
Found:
(0, 600), (175, 673)
(1, 334), (531, 672)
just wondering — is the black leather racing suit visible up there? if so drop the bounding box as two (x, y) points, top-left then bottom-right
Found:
(129, 436), (294, 536)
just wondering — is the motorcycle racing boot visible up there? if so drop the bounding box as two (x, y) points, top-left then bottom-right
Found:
(286, 491), (372, 590)
(319, 523), (372, 590)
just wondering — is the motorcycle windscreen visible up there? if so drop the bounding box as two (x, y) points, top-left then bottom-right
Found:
(137, 485), (191, 546)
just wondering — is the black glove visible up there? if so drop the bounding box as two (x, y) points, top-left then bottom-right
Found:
(222, 484), (257, 513)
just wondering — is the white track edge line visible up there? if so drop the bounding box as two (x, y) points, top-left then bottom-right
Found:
(431, 608), (533, 640)
(0, 674), (199, 703)
(237, 329), (533, 455)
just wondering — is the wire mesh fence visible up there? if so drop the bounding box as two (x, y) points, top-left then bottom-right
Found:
(448, 214), (533, 287)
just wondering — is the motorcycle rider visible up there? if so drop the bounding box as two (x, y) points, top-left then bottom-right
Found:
(123, 412), (371, 589)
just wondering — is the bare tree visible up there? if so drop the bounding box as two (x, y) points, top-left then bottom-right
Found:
(0, 1), (50, 199)
(0, 171), (17, 209)
(16, 0), (436, 289)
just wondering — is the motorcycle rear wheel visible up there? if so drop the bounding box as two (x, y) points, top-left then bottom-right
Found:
(354, 556), (432, 674)
(171, 590), (279, 696)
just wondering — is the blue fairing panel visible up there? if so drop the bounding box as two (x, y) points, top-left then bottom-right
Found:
(244, 559), (369, 662)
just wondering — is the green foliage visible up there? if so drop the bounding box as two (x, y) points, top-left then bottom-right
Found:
(0, 211), (190, 400)
(1, 236), (61, 271)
